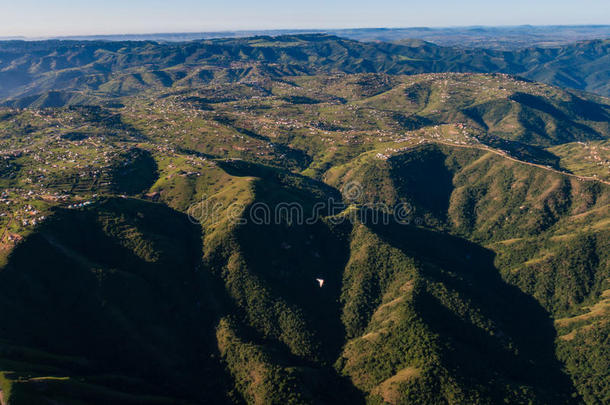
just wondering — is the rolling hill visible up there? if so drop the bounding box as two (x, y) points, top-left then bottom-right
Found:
(1, 35), (610, 106)
(0, 35), (609, 404)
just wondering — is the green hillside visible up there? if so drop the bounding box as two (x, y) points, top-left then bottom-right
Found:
(1, 35), (610, 106)
(2, 142), (608, 404)
(0, 37), (609, 404)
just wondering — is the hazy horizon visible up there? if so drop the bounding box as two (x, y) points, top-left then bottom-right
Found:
(2, 24), (610, 40)
(2, 0), (609, 37)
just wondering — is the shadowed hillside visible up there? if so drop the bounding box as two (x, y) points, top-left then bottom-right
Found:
(0, 198), (234, 404)
(0, 36), (608, 403)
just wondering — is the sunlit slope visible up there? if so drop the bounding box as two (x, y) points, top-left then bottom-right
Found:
(299, 73), (610, 147)
(325, 143), (609, 403)
(113, 72), (610, 178)
(0, 67), (608, 403)
(550, 140), (610, 182)
(154, 149), (608, 403)
(0, 141), (608, 403)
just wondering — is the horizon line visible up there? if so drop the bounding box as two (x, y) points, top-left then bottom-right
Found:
(2, 23), (610, 41)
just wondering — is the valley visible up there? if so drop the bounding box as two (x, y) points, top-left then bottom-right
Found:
(0, 34), (608, 404)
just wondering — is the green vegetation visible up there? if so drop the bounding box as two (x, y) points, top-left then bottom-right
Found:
(1, 35), (610, 107)
(0, 35), (608, 404)
(550, 140), (610, 181)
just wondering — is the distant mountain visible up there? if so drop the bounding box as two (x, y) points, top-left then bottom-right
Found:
(336, 25), (610, 49)
(46, 25), (610, 50)
(0, 34), (609, 106)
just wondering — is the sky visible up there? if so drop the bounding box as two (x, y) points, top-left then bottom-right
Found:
(1, 0), (609, 37)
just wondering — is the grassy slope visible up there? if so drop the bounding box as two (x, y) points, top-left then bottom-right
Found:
(329, 143), (609, 403)
(1, 141), (608, 404)
(0, 71), (609, 403)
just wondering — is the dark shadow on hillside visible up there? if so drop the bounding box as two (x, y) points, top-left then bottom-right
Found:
(512, 93), (604, 144)
(478, 134), (562, 168)
(110, 148), (159, 195)
(389, 145), (455, 223)
(566, 94), (610, 122)
(213, 115), (313, 170)
(234, 218), (365, 404)
(235, 216), (351, 360)
(231, 169), (351, 358)
(364, 213), (579, 403)
(217, 158), (341, 200)
(67, 105), (149, 141)
(226, 170), (365, 403)
(0, 198), (234, 403)
(392, 113), (437, 131)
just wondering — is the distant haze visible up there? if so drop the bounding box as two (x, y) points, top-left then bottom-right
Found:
(1, 0), (609, 37)
(9, 26), (605, 51)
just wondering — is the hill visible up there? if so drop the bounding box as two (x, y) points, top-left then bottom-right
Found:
(1, 141), (608, 404)
(1, 35), (610, 105)
(0, 51), (609, 403)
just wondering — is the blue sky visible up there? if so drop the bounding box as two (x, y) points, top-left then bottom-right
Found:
(2, 0), (609, 37)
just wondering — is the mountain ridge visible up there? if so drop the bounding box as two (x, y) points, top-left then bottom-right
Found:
(1, 35), (610, 104)
(0, 35), (609, 404)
